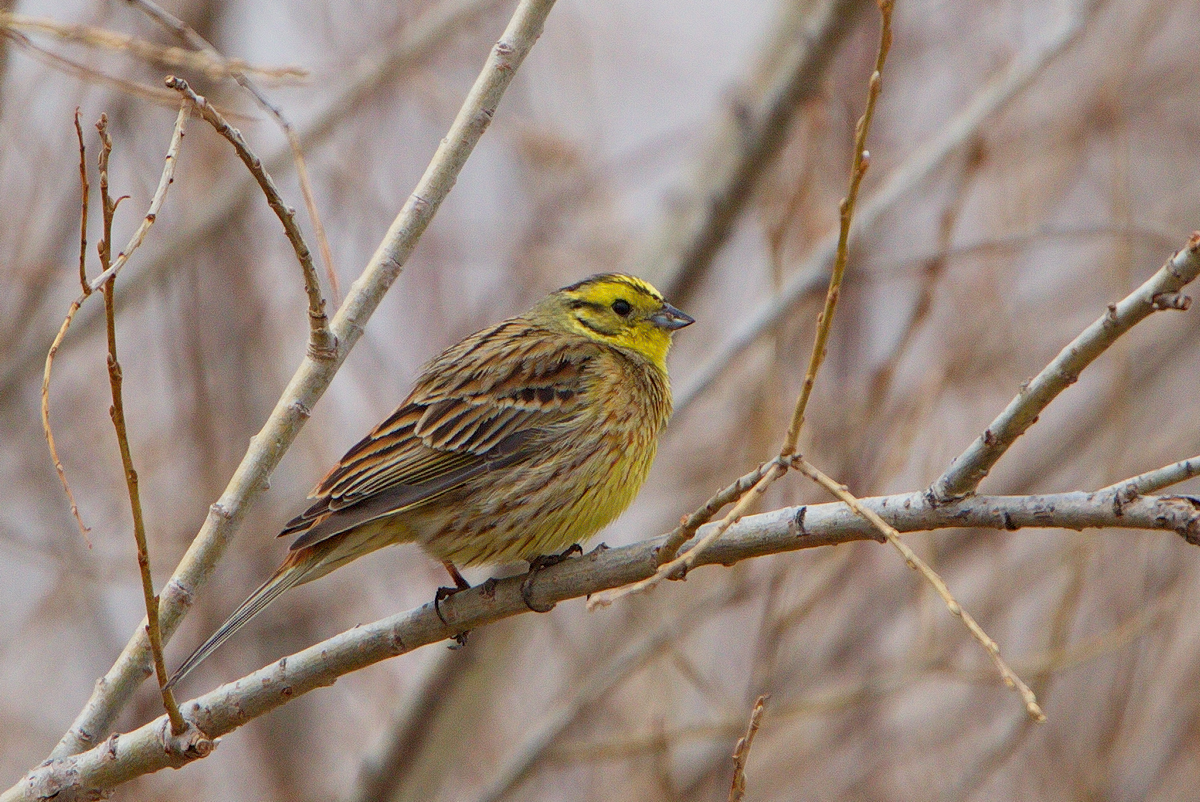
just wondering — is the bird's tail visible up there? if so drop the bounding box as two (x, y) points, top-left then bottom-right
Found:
(165, 555), (313, 691)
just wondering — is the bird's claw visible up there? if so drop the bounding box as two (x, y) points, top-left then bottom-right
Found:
(520, 543), (583, 613)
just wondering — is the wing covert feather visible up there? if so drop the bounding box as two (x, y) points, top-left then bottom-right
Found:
(279, 321), (599, 549)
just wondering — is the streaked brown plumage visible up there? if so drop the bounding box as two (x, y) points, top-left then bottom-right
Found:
(167, 273), (692, 688)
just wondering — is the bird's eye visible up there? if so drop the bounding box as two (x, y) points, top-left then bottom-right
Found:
(611, 299), (632, 316)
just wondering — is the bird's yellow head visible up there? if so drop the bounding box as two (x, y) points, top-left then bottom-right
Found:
(543, 274), (694, 370)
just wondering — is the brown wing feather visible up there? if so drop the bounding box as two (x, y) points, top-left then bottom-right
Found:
(279, 318), (598, 550)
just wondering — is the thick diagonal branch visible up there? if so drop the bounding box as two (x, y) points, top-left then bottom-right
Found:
(930, 233), (1200, 501)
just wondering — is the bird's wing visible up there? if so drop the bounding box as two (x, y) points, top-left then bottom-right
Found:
(281, 321), (598, 551)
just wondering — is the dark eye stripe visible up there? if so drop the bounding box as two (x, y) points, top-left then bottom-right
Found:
(575, 315), (616, 337)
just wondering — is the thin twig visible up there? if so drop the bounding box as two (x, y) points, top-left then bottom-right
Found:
(794, 456), (1045, 722)
(102, 276), (185, 735)
(86, 103), (189, 292)
(42, 304), (89, 542)
(589, 459), (787, 609)
(127, 0), (340, 304)
(781, 0), (891, 457)
(656, 459), (783, 565)
(42, 103), (186, 542)
(47, 0), (559, 762)
(619, 0), (893, 599)
(284, 124), (340, 305)
(74, 109), (89, 294)
(166, 76), (336, 358)
(41, 111), (93, 543)
(597, 0), (894, 604)
(728, 694), (768, 802)
(931, 232), (1200, 501)
(0, 11), (306, 82)
(95, 115), (187, 735)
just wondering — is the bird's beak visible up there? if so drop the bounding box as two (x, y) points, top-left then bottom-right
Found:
(649, 303), (695, 331)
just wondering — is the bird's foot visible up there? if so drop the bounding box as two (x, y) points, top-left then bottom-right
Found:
(434, 561), (472, 627)
(520, 543), (583, 613)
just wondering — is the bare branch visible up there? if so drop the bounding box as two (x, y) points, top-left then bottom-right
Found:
(931, 232), (1200, 501)
(8, 487), (1198, 800)
(85, 104), (188, 291)
(41, 111), (93, 544)
(101, 264), (186, 737)
(780, 0), (892, 457)
(95, 110), (190, 734)
(166, 76), (335, 358)
(604, 0), (893, 602)
(656, 459), (783, 565)
(126, 0), (340, 303)
(0, 10), (306, 82)
(73, 109), (89, 295)
(615, 0), (894, 592)
(1105, 456), (1200, 499)
(42, 100), (187, 553)
(589, 458), (786, 608)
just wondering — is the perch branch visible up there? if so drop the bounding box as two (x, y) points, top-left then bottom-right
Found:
(8, 488), (1199, 800)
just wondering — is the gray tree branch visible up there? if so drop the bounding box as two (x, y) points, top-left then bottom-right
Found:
(931, 232), (1200, 500)
(7, 489), (1200, 800)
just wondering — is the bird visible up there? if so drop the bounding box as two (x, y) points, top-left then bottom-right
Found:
(166, 273), (693, 689)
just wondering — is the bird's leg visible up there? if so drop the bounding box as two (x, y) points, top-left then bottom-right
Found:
(520, 543), (583, 613)
(434, 561), (472, 628)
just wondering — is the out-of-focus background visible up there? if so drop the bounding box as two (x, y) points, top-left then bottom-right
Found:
(4, 0), (1200, 798)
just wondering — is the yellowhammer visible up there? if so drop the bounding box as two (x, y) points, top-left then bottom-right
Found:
(168, 273), (692, 687)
